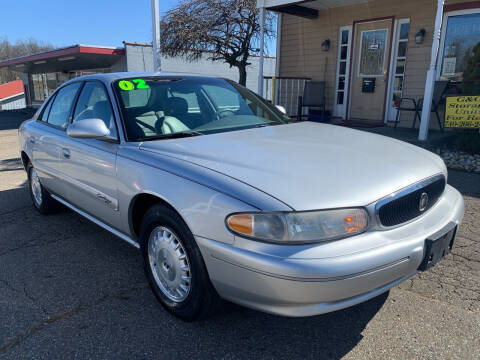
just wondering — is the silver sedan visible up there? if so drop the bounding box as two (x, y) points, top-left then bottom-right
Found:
(18, 73), (464, 320)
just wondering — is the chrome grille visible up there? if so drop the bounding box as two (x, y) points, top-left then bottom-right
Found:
(376, 175), (446, 227)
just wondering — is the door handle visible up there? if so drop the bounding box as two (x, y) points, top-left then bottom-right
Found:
(62, 148), (71, 159)
(29, 137), (36, 144)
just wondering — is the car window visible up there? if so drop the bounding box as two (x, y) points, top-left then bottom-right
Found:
(38, 95), (55, 122)
(122, 88), (151, 108)
(47, 83), (82, 129)
(73, 82), (117, 138)
(202, 85), (240, 112)
(170, 91), (200, 113)
(114, 77), (291, 141)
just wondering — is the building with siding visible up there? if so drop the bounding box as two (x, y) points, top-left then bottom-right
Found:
(0, 42), (275, 107)
(0, 80), (26, 110)
(257, 0), (480, 138)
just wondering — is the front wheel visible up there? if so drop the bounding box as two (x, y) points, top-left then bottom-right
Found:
(140, 204), (218, 321)
(27, 163), (61, 214)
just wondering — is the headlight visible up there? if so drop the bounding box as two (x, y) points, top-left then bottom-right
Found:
(226, 208), (368, 244)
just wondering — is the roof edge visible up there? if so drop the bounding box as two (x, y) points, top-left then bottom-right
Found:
(0, 45), (125, 68)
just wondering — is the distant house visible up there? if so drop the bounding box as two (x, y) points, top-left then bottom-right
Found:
(0, 80), (26, 110)
(0, 42), (275, 107)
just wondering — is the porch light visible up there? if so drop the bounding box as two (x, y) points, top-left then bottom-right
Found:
(415, 29), (426, 44)
(321, 39), (331, 52)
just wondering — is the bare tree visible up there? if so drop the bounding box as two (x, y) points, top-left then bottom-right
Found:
(0, 38), (53, 84)
(160, 0), (274, 86)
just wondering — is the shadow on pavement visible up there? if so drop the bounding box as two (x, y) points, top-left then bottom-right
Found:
(0, 158), (23, 172)
(448, 169), (480, 198)
(0, 112), (31, 131)
(208, 292), (389, 359)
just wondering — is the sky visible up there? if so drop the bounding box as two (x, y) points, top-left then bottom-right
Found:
(0, 0), (276, 54)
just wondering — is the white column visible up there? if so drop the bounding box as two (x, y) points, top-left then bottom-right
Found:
(151, 0), (162, 72)
(418, 0), (444, 141)
(257, 6), (266, 96)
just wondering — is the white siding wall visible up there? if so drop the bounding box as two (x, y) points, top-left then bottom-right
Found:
(0, 95), (26, 110)
(125, 44), (276, 93)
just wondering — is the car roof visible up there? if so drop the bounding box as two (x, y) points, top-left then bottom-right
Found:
(62, 72), (221, 86)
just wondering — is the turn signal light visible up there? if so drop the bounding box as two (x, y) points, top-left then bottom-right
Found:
(227, 214), (253, 236)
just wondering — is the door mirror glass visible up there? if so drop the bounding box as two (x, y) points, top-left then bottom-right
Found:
(67, 118), (111, 139)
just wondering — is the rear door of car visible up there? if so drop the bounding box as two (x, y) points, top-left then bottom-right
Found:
(30, 82), (82, 198)
(58, 80), (121, 229)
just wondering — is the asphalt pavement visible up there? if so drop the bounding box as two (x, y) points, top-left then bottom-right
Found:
(0, 112), (479, 359)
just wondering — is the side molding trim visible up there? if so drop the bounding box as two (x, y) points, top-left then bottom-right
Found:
(51, 194), (140, 249)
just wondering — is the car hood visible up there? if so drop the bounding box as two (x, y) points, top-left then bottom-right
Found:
(139, 122), (446, 210)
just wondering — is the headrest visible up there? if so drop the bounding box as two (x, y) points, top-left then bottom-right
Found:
(164, 97), (188, 116)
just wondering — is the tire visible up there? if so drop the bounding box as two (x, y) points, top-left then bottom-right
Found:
(140, 204), (219, 321)
(27, 163), (62, 215)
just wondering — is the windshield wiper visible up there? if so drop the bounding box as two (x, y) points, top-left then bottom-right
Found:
(140, 131), (203, 141)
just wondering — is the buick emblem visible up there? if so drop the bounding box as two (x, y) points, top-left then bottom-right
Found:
(419, 192), (429, 212)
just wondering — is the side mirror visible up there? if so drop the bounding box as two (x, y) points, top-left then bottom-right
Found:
(276, 105), (287, 114)
(67, 118), (111, 139)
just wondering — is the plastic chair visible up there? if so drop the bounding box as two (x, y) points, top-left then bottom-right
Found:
(297, 81), (326, 121)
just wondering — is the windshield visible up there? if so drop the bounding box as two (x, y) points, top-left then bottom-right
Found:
(113, 77), (292, 141)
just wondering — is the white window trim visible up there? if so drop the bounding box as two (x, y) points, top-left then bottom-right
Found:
(334, 25), (352, 119)
(357, 28), (389, 78)
(385, 18), (410, 122)
(436, 8), (480, 80)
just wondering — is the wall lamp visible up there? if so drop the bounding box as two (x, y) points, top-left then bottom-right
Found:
(321, 39), (331, 52)
(415, 29), (426, 44)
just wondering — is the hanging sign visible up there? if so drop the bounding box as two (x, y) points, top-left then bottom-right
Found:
(445, 96), (480, 128)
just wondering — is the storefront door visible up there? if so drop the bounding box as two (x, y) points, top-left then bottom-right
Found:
(350, 19), (393, 121)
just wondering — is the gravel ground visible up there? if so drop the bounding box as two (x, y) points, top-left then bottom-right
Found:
(0, 112), (479, 360)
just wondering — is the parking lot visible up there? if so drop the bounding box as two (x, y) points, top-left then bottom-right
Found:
(0, 112), (479, 360)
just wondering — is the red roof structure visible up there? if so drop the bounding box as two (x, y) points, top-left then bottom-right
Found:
(0, 45), (125, 74)
(0, 80), (24, 100)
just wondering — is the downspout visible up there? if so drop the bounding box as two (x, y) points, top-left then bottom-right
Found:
(418, 0), (444, 141)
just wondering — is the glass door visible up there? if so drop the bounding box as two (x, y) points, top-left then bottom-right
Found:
(334, 26), (352, 119)
(437, 9), (480, 95)
(386, 19), (410, 121)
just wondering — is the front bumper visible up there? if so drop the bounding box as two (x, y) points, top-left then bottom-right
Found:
(196, 185), (464, 317)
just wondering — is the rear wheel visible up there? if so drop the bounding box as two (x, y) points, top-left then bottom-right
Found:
(140, 204), (218, 321)
(27, 163), (61, 214)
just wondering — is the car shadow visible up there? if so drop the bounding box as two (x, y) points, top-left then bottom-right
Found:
(205, 292), (389, 359)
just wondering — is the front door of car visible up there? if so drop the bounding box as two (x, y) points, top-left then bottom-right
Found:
(60, 81), (121, 229)
(31, 82), (83, 198)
